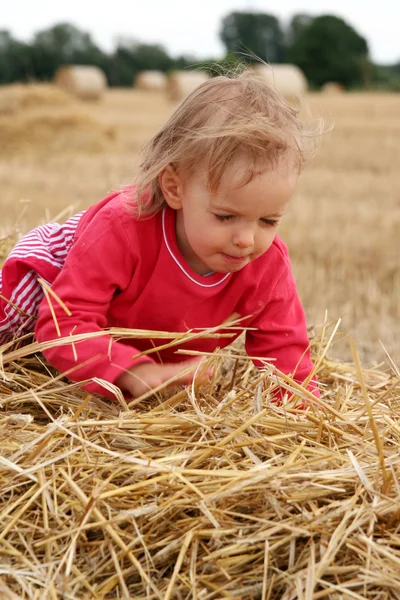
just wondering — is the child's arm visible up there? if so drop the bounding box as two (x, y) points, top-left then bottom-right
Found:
(34, 206), (155, 399)
(245, 267), (319, 401)
(34, 204), (204, 401)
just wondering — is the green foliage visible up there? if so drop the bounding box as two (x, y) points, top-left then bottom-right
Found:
(29, 23), (106, 80)
(220, 11), (285, 63)
(111, 40), (174, 86)
(371, 63), (400, 91)
(172, 55), (202, 71)
(0, 30), (31, 83)
(112, 39), (173, 85)
(285, 14), (313, 47)
(131, 43), (173, 72)
(288, 15), (369, 88)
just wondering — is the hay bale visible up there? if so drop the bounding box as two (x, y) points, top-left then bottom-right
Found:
(166, 70), (211, 102)
(322, 81), (345, 94)
(252, 63), (308, 97)
(135, 70), (167, 91)
(54, 65), (107, 101)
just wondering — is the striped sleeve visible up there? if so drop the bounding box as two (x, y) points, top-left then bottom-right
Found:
(0, 212), (84, 343)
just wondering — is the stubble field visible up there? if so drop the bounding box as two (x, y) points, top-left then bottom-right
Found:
(1, 84), (400, 599)
(1, 86), (399, 365)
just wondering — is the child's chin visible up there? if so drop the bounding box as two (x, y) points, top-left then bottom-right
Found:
(229, 263), (247, 272)
(215, 263), (245, 274)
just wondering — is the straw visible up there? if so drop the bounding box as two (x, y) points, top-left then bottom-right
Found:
(1, 323), (399, 598)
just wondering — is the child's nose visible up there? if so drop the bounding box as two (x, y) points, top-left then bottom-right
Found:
(233, 229), (255, 248)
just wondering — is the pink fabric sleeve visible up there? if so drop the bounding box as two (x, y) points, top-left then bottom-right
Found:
(35, 206), (154, 399)
(245, 269), (320, 401)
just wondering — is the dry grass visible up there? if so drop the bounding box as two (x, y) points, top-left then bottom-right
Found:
(0, 84), (74, 115)
(293, 93), (400, 364)
(0, 85), (399, 598)
(0, 84), (115, 156)
(0, 326), (400, 599)
(0, 86), (398, 363)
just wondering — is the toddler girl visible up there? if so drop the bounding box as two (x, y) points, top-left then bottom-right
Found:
(0, 71), (320, 401)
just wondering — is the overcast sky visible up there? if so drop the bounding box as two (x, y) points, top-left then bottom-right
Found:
(2, 0), (399, 64)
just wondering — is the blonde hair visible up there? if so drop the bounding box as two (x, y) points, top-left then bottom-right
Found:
(134, 69), (321, 216)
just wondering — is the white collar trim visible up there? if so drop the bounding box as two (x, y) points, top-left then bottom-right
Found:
(162, 209), (231, 288)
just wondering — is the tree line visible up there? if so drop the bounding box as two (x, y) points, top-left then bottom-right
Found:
(1, 12), (399, 90)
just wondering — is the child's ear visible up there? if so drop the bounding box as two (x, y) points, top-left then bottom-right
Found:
(159, 165), (183, 210)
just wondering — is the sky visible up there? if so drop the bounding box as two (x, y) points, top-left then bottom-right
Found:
(2, 0), (399, 64)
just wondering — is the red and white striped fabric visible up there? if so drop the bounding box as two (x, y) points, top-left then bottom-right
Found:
(0, 211), (84, 346)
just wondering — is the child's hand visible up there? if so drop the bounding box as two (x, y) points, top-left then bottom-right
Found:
(115, 358), (208, 398)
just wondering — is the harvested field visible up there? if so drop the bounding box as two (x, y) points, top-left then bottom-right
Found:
(0, 85), (399, 598)
(0, 86), (398, 363)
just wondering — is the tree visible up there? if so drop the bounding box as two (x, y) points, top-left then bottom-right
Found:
(30, 22), (107, 80)
(0, 30), (30, 83)
(288, 15), (369, 88)
(285, 14), (313, 47)
(132, 43), (173, 72)
(173, 55), (198, 70)
(220, 11), (285, 64)
(109, 39), (173, 86)
(371, 63), (400, 91)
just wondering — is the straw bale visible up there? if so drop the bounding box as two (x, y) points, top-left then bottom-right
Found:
(166, 70), (211, 102)
(54, 65), (107, 101)
(252, 63), (308, 97)
(135, 70), (167, 91)
(322, 81), (345, 94)
(0, 321), (400, 598)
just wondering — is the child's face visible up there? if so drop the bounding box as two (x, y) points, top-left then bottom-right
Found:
(164, 157), (297, 275)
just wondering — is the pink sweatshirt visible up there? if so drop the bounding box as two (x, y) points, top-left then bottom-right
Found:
(29, 190), (318, 399)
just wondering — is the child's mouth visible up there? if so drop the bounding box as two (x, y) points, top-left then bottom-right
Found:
(221, 253), (249, 264)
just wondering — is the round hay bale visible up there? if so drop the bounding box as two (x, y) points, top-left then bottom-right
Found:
(54, 65), (107, 101)
(322, 81), (345, 94)
(135, 70), (167, 91)
(252, 64), (308, 97)
(166, 70), (211, 102)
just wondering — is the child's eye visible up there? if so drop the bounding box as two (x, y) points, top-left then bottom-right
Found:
(261, 219), (279, 227)
(215, 214), (233, 222)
